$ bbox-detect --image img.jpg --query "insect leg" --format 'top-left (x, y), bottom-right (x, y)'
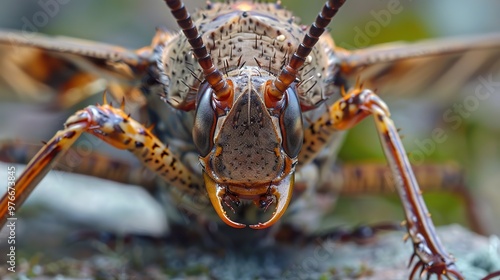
top-left (320, 162), bottom-right (484, 234)
top-left (330, 163), bottom-right (465, 195)
top-left (0, 140), bottom-right (157, 189)
top-left (0, 102), bottom-right (205, 228)
top-left (303, 87), bottom-right (464, 279)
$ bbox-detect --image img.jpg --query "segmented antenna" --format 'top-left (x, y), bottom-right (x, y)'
top-left (164, 0), bottom-right (233, 106)
top-left (265, 0), bottom-right (347, 107)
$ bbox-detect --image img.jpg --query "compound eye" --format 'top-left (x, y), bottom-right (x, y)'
top-left (193, 82), bottom-right (217, 156)
top-left (280, 87), bottom-right (303, 158)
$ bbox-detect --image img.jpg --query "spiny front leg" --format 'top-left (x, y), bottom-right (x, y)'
top-left (357, 96), bottom-right (462, 280)
top-left (303, 87), bottom-right (464, 279)
top-left (0, 140), bottom-right (158, 189)
top-left (0, 101), bottom-right (205, 228)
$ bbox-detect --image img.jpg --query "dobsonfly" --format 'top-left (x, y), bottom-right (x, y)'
top-left (0, 0), bottom-right (500, 279)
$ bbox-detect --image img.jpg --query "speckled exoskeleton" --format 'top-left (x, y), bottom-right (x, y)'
top-left (1, 1), bottom-right (500, 279)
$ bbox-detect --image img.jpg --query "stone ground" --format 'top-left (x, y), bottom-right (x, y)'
top-left (0, 164), bottom-right (499, 280)
top-left (0, 224), bottom-right (499, 279)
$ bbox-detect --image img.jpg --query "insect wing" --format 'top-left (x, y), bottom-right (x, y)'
top-left (338, 33), bottom-right (500, 100)
top-left (0, 29), bottom-right (152, 109)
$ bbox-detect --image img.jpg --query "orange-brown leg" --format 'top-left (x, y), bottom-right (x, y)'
top-left (322, 162), bottom-right (484, 235)
top-left (0, 102), bottom-right (206, 228)
top-left (300, 87), bottom-right (464, 279)
top-left (0, 140), bottom-right (158, 190)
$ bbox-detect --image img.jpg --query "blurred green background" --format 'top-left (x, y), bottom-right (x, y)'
top-left (0, 0), bottom-right (499, 253)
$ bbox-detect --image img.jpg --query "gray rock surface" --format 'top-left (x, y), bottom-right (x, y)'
top-left (0, 163), bottom-right (499, 279)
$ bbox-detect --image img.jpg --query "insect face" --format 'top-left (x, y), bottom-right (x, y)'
top-left (162, 0), bottom-right (326, 229)
top-left (193, 67), bottom-right (303, 229)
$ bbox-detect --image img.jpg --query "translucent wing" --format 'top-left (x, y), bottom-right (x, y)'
top-left (337, 33), bottom-right (500, 101)
top-left (0, 29), bottom-right (161, 110)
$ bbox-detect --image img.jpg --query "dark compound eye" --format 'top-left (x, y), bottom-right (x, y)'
top-left (279, 87), bottom-right (303, 158)
top-left (193, 82), bottom-right (217, 157)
